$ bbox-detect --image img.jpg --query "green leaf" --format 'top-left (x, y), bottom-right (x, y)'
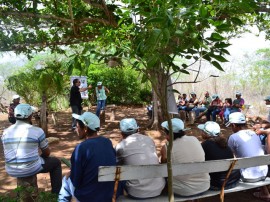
top-left (179, 69), bottom-right (190, 74)
top-left (210, 54), bottom-right (228, 62)
top-left (146, 17), bottom-right (164, 25)
top-left (209, 33), bottom-right (224, 41)
top-left (212, 61), bottom-right (224, 71)
top-left (182, 63), bottom-right (188, 69)
top-left (199, 5), bottom-right (208, 17)
top-left (231, 17), bottom-right (243, 25)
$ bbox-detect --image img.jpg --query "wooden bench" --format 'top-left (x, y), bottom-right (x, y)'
top-left (99, 104), bottom-right (116, 125)
top-left (98, 155), bottom-right (270, 201)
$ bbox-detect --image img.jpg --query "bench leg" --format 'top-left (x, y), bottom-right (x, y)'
top-left (110, 108), bottom-right (115, 121)
top-left (17, 175), bottom-right (38, 202)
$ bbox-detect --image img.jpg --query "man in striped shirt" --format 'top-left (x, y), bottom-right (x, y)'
top-left (1, 104), bottom-right (62, 194)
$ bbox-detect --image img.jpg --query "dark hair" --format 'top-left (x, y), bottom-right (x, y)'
top-left (121, 129), bottom-right (138, 138)
top-left (164, 128), bottom-right (185, 140)
top-left (77, 120), bottom-right (100, 136)
top-left (73, 78), bottom-right (79, 85)
top-left (209, 135), bottom-right (227, 148)
top-left (225, 98), bottom-right (232, 105)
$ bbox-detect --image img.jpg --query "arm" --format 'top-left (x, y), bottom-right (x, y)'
top-left (104, 87), bottom-right (110, 94)
top-left (41, 147), bottom-right (50, 158)
top-left (160, 144), bottom-right (167, 164)
top-left (79, 84), bottom-right (92, 92)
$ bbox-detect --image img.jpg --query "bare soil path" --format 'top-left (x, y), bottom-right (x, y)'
top-left (0, 106), bottom-right (263, 201)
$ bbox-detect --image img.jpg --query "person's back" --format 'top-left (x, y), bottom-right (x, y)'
top-left (2, 120), bottom-right (47, 177)
top-left (116, 118), bottom-right (165, 199)
top-left (227, 112), bottom-right (268, 181)
top-left (171, 135), bottom-right (210, 196)
top-left (70, 136), bottom-right (117, 201)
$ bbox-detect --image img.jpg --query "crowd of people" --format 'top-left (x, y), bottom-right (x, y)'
top-left (2, 86), bottom-right (270, 201)
top-left (177, 91), bottom-right (246, 124)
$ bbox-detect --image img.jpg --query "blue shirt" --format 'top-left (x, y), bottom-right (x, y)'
top-left (70, 136), bottom-right (119, 202)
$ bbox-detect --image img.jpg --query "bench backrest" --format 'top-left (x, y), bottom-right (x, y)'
top-left (98, 155), bottom-right (270, 182)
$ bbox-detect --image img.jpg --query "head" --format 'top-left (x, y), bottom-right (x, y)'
top-left (15, 104), bottom-right (34, 122)
top-left (225, 98), bottom-right (232, 105)
top-left (182, 94), bottom-right (187, 99)
top-left (73, 78), bottom-right (81, 86)
top-left (264, 96), bottom-right (270, 105)
top-left (212, 94), bottom-right (219, 100)
top-left (97, 81), bottom-right (102, 88)
top-left (72, 112), bottom-right (100, 139)
top-left (161, 118), bottom-right (188, 140)
top-left (12, 95), bottom-right (20, 104)
top-left (226, 112), bottom-right (246, 133)
top-left (205, 91), bottom-right (210, 97)
top-left (190, 92), bottom-right (196, 98)
top-left (198, 121), bottom-right (220, 139)
top-left (120, 118), bottom-right (139, 138)
top-left (235, 92), bottom-right (241, 99)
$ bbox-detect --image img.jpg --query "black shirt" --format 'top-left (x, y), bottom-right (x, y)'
top-left (70, 85), bottom-right (82, 108)
top-left (202, 139), bottom-right (240, 188)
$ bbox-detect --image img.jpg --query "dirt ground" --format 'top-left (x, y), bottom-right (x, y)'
top-left (0, 106), bottom-right (264, 201)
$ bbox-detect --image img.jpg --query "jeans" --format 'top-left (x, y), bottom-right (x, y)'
top-left (223, 108), bottom-right (231, 122)
top-left (206, 108), bottom-right (221, 122)
top-left (192, 106), bottom-right (207, 117)
top-left (58, 176), bottom-right (76, 202)
top-left (96, 100), bottom-right (106, 117)
top-left (39, 156), bottom-right (62, 194)
top-left (71, 105), bottom-right (82, 129)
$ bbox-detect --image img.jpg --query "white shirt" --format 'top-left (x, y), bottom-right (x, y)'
top-left (172, 135), bottom-right (210, 196)
top-left (228, 129), bottom-right (268, 180)
top-left (115, 133), bottom-right (165, 198)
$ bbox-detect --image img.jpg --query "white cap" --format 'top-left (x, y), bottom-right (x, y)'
top-left (190, 92), bottom-right (196, 95)
top-left (212, 94), bottom-right (219, 99)
top-left (12, 95), bottom-right (20, 100)
top-left (198, 121), bottom-right (220, 136)
top-left (226, 112), bottom-right (246, 127)
top-left (264, 96), bottom-right (270, 101)
top-left (15, 104), bottom-right (34, 118)
top-left (97, 81), bottom-right (102, 86)
top-left (236, 91), bottom-right (241, 95)
top-left (161, 118), bottom-right (189, 133)
top-left (120, 118), bottom-right (139, 134)
top-left (72, 112), bottom-right (100, 131)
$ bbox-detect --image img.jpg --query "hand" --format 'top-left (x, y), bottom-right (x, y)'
top-left (65, 171), bottom-right (70, 178)
top-left (88, 85), bottom-right (92, 89)
top-left (255, 129), bottom-right (265, 135)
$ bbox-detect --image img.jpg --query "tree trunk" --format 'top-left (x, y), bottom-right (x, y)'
top-left (151, 90), bottom-right (159, 130)
top-left (40, 93), bottom-right (48, 136)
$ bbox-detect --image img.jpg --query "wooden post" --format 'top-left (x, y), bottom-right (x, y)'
top-left (100, 110), bottom-right (105, 126)
top-left (110, 107), bottom-right (115, 121)
top-left (17, 175), bottom-right (38, 202)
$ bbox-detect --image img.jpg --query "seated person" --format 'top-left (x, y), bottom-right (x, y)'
top-left (227, 112), bottom-right (270, 200)
top-left (160, 118), bottom-right (210, 197)
top-left (58, 112), bottom-right (122, 202)
top-left (185, 92), bottom-right (199, 112)
top-left (219, 98), bottom-right (232, 124)
top-left (193, 91), bottom-right (212, 120)
top-left (116, 118), bottom-right (165, 199)
top-left (198, 121), bottom-right (240, 190)
top-left (206, 94), bottom-right (222, 122)
top-left (177, 93), bottom-right (188, 111)
top-left (230, 92), bottom-right (244, 113)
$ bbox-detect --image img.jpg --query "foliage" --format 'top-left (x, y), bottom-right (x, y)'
top-left (86, 65), bottom-right (151, 105)
top-left (6, 54), bottom-right (70, 111)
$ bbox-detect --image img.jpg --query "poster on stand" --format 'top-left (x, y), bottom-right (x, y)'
top-left (70, 76), bottom-right (89, 99)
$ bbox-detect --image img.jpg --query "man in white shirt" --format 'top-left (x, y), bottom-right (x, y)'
top-left (227, 112), bottom-right (270, 200)
top-left (116, 118), bottom-right (165, 199)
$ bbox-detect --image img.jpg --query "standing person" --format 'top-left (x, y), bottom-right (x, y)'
top-left (95, 81), bottom-right (110, 117)
top-left (8, 94), bottom-right (21, 124)
top-left (59, 112), bottom-right (121, 202)
top-left (264, 95), bottom-right (270, 123)
top-left (160, 118), bottom-right (210, 197)
top-left (226, 112), bottom-right (270, 200)
top-left (116, 118), bottom-right (165, 199)
top-left (230, 91), bottom-right (245, 113)
top-left (70, 78), bottom-right (92, 130)
top-left (198, 121), bottom-right (240, 190)
top-left (2, 104), bottom-right (62, 194)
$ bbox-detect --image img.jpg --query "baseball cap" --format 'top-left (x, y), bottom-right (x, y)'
top-left (12, 95), bottom-right (20, 100)
top-left (264, 96), bottom-right (270, 101)
top-left (198, 121), bottom-right (220, 136)
top-left (190, 92), bottom-right (196, 95)
top-left (97, 82), bottom-right (102, 86)
top-left (15, 104), bottom-right (34, 118)
top-left (120, 118), bottom-right (139, 134)
top-left (161, 118), bottom-right (189, 133)
top-left (72, 112), bottom-right (100, 131)
top-left (212, 94), bottom-right (219, 99)
top-left (236, 91), bottom-right (242, 95)
top-left (226, 112), bottom-right (246, 127)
